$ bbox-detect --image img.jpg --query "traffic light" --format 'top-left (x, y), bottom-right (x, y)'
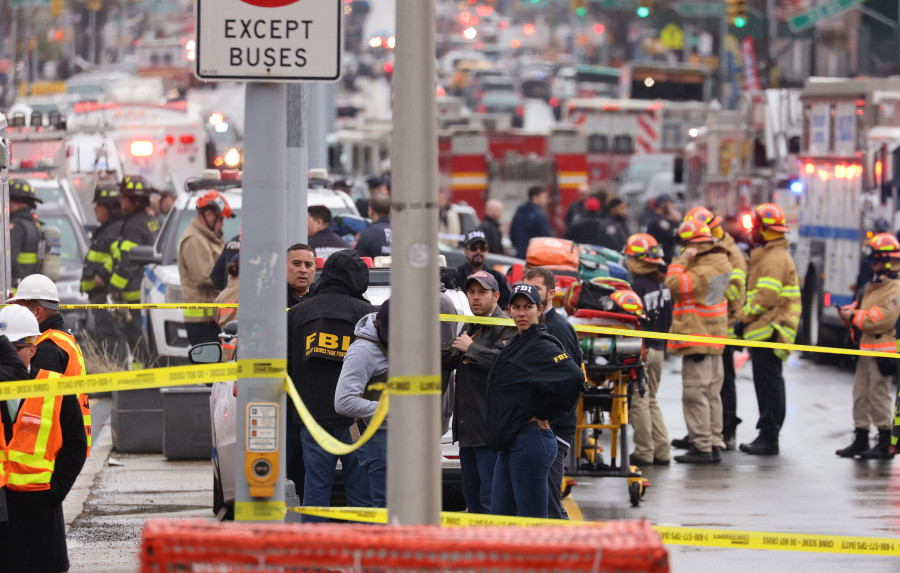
top-left (572, 0), bottom-right (587, 17)
top-left (637, 0), bottom-right (652, 18)
top-left (727, 0), bottom-right (747, 28)
top-left (50, 0), bottom-right (63, 17)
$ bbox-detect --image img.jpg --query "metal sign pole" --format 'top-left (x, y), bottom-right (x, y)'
top-left (387, 0), bottom-right (441, 525)
top-left (287, 83), bottom-right (309, 243)
top-left (235, 81), bottom-right (289, 522)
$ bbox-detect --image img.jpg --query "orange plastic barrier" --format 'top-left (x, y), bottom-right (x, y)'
top-left (140, 519), bottom-right (668, 572)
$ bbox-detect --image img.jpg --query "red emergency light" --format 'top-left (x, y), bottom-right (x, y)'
top-left (180, 135), bottom-right (195, 144)
top-left (742, 213), bottom-right (753, 231)
top-left (220, 169), bottom-right (241, 180)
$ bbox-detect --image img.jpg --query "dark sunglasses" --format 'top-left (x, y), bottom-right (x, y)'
top-left (467, 243), bottom-right (488, 252)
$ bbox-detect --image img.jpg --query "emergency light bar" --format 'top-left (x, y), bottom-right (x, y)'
top-left (130, 140), bottom-right (154, 157)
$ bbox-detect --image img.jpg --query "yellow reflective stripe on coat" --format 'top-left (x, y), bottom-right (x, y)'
top-left (86, 250), bottom-right (112, 263)
top-left (756, 277), bottom-right (782, 292)
top-left (16, 252), bottom-right (38, 264)
top-left (117, 240), bottom-right (138, 253)
top-left (7, 469), bottom-right (53, 486)
top-left (120, 290), bottom-right (141, 302)
top-left (183, 308), bottom-right (216, 319)
top-left (109, 274), bottom-right (129, 289)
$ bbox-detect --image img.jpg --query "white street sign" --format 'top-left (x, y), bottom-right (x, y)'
top-left (195, 0), bottom-right (342, 82)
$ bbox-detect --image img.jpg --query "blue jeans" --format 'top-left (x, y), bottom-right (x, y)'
top-left (285, 422), bottom-right (305, 500)
top-left (491, 423), bottom-right (557, 518)
top-left (363, 428), bottom-right (388, 507)
top-left (547, 438), bottom-right (570, 520)
top-left (299, 426), bottom-right (372, 523)
top-left (459, 445), bottom-right (498, 514)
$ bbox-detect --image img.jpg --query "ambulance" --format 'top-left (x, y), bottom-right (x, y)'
top-left (66, 101), bottom-right (207, 191)
top-left (794, 77), bottom-right (900, 346)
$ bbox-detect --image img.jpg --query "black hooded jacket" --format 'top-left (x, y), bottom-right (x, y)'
top-left (287, 250), bottom-right (376, 427)
top-left (486, 324), bottom-right (585, 451)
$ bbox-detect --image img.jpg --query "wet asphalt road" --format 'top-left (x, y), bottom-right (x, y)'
top-left (568, 353), bottom-right (900, 572)
top-left (64, 354), bottom-right (899, 571)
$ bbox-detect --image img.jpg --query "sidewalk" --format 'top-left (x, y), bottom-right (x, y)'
top-left (66, 417), bottom-right (213, 572)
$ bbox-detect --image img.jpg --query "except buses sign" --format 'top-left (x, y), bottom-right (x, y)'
top-left (195, 0), bottom-right (342, 82)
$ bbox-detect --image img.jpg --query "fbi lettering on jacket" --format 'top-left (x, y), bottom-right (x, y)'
top-left (306, 331), bottom-right (353, 360)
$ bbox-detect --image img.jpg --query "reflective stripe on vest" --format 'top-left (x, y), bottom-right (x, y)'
top-left (7, 371), bottom-right (63, 491)
top-left (35, 330), bottom-right (91, 455)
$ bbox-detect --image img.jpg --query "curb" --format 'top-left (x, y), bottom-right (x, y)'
top-left (64, 419), bottom-right (114, 531)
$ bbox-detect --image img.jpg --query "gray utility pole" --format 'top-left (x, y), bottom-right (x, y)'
top-left (287, 83), bottom-right (309, 243)
top-left (719, 10), bottom-right (729, 104)
top-left (235, 82), bottom-right (288, 523)
top-left (388, 0), bottom-right (442, 525)
top-left (307, 83), bottom-right (333, 169)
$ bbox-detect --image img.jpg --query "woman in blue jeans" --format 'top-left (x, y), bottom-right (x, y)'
top-left (487, 283), bottom-right (584, 518)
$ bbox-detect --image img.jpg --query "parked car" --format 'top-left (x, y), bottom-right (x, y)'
top-left (35, 204), bottom-right (91, 336)
top-left (476, 91), bottom-right (525, 129)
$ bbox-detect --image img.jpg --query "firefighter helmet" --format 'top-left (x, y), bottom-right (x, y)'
top-left (623, 233), bottom-right (664, 264)
top-left (752, 203), bottom-right (789, 233)
top-left (119, 175), bottom-right (157, 200)
top-left (93, 182), bottom-right (121, 207)
top-left (8, 179), bottom-right (43, 205)
top-left (610, 289), bottom-right (645, 317)
top-left (196, 190), bottom-right (235, 219)
top-left (677, 219), bottom-right (714, 244)
top-left (868, 233), bottom-right (900, 261)
top-left (684, 206), bottom-right (722, 229)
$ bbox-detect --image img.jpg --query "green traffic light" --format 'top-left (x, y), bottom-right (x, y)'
top-left (733, 16), bottom-right (747, 27)
top-left (576, 6), bottom-right (587, 16)
top-left (636, 6), bottom-right (649, 17)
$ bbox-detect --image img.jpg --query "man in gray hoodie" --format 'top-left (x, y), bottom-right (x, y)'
top-left (335, 299), bottom-right (391, 507)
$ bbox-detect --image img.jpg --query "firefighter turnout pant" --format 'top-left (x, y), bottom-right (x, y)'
top-left (631, 348), bottom-right (671, 461)
top-left (749, 346), bottom-right (786, 439)
top-left (681, 354), bottom-right (725, 453)
top-left (853, 357), bottom-right (895, 430)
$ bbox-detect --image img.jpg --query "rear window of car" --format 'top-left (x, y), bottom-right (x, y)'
top-left (36, 213), bottom-right (83, 261)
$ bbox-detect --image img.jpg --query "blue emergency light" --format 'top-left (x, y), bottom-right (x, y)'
top-left (789, 180), bottom-right (804, 194)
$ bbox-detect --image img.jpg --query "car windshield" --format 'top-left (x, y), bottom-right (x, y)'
top-left (482, 92), bottom-right (518, 106)
top-left (208, 123), bottom-right (240, 149)
top-left (482, 81), bottom-right (515, 92)
top-left (36, 212), bottom-right (85, 273)
top-left (624, 157), bottom-right (669, 184)
top-left (31, 181), bottom-right (65, 204)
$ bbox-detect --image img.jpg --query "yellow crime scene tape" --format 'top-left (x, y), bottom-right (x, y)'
top-left (440, 313), bottom-right (900, 360)
top-left (9, 303), bottom-right (896, 552)
top-left (285, 507), bottom-right (900, 556)
top-left (0, 358), bottom-right (285, 400)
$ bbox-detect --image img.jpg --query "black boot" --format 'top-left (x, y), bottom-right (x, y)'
top-left (722, 430), bottom-right (736, 451)
top-left (671, 435), bottom-right (691, 449)
top-left (739, 434), bottom-right (779, 456)
top-left (674, 446), bottom-right (719, 464)
top-left (859, 429), bottom-right (894, 460)
top-left (835, 428), bottom-right (869, 458)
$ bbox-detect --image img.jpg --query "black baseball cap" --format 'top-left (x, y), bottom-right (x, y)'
top-left (510, 283), bottom-right (542, 306)
top-left (464, 230), bottom-right (488, 249)
top-left (464, 271), bottom-right (499, 291)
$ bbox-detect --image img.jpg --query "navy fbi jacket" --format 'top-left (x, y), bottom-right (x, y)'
top-left (486, 324), bottom-right (585, 451)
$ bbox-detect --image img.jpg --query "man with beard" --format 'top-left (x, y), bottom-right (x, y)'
top-left (453, 230), bottom-right (511, 310)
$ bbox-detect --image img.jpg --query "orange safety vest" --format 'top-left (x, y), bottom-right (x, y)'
top-left (36, 329), bottom-right (92, 456)
top-left (0, 415), bottom-right (8, 489)
top-left (6, 370), bottom-right (64, 492)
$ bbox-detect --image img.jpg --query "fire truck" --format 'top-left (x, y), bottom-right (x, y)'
top-left (565, 98), bottom-right (707, 186)
top-left (328, 120), bottom-right (588, 234)
top-left (794, 77), bottom-right (900, 346)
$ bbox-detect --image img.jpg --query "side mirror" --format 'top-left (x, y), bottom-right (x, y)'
top-left (128, 245), bottom-right (162, 265)
top-left (188, 342), bottom-right (223, 364)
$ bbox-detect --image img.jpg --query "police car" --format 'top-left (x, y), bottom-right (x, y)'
top-left (130, 173), bottom-right (360, 364)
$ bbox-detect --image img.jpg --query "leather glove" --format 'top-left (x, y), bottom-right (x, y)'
top-left (733, 320), bottom-right (745, 339)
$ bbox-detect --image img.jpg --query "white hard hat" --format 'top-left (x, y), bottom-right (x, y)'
top-left (8, 274), bottom-right (60, 304)
top-left (0, 304), bottom-right (41, 344)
